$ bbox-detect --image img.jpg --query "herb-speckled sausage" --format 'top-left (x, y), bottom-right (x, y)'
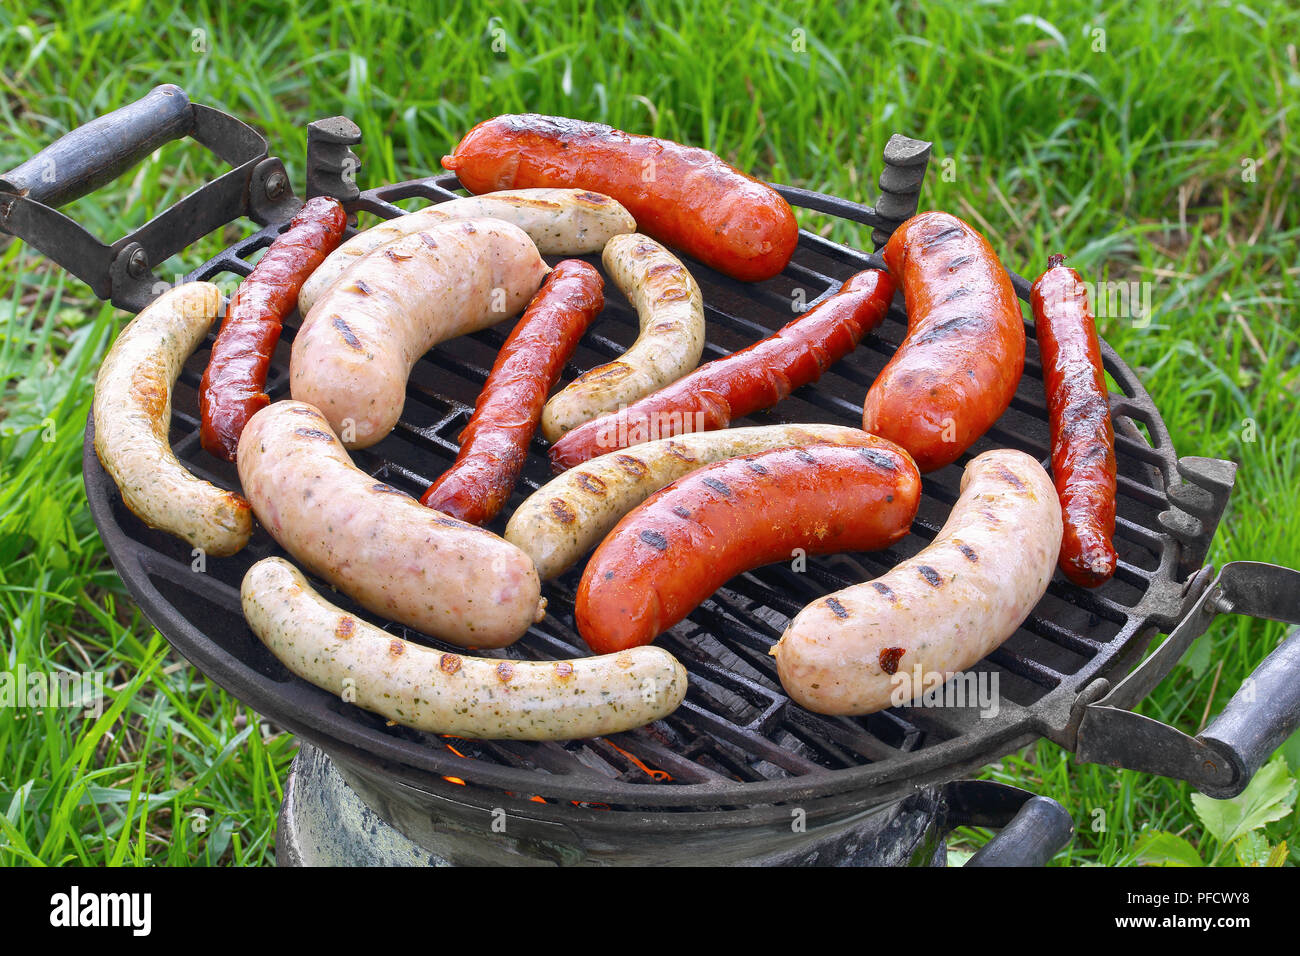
top-left (242, 557), bottom-right (688, 740)
top-left (773, 449), bottom-right (1060, 715)
top-left (540, 233), bottom-right (704, 441)
top-left (237, 401), bottom-right (543, 648)
top-left (94, 281), bottom-right (252, 556)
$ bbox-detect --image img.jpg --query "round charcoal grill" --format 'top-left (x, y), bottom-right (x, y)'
top-left (7, 87), bottom-right (1300, 866)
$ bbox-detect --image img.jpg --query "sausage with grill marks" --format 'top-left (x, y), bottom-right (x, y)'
top-left (290, 217), bottom-right (548, 449)
top-left (94, 281), bottom-right (252, 556)
top-left (201, 196), bottom-right (347, 461)
top-left (773, 449), bottom-right (1061, 715)
top-left (575, 441), bottom-right (921, 654)
top-left (297, 188), bottom-right (634, 314)
top-left (242, 557), bottom-right (687, 740)
top-left (508, 423), bottom-right (890, 581)
top-left (237, 401), bottom-right (543, 648)
top-left (548, 268), bottom-right (895, 471)
top-left (1031, 254), bottom-right (1117, 588)
top-left (442, 114), bottom-right (799, 282)
top-left (420, 260), bottom-right (604, 524)
top-left (540, 233), bottom-right (704, 441)
top-left (863, 212), bottom-right (1025, 472)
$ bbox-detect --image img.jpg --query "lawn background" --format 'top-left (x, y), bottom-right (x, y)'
top-left (0, 0), bottom-right (1296, 865)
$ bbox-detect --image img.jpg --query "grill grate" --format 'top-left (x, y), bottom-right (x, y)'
top-left (84, 174), bottom-right (1192, 811)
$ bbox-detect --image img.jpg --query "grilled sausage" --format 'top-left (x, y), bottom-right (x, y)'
top-left (508, 423), bottom-right (889, 580)
top-left (773, 449), bottom-right (1060, 715)
top-left (1031, 254), bottom-right (1117, 588)
top-left (549, 269), bottom-right (895, 470)
top-left (442, 114), bottom-right (799, 282)
top-left (237, 401), bottom-right (543, 648)
top-left (93, 282), bottom-right (252, 556)
top-left (540, 233), bottom-right (704, 442)
top-left (290, 218), bottom-right (548, 449)
top-left (297, 188), bottom-right (634, 314)
top-left (576, 441), bottom-right (921, 654)
top-left (200, 196), bottom-right (347, 461)
top-left (242, 557), bottom-right (688, 740)
top-left (420, 260), bottom-right (604, 524)
top-left (863, 212), bottom-right (1025, 472)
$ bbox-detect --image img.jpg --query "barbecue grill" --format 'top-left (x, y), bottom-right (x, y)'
top-left (6, 85), bottom-right (1299, 866)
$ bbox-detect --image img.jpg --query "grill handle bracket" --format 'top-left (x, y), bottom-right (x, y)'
top-left (1075, 561), bottom-right (1300, 798)
top-left (0, 84), bottom-right (274, 312)
top-left (941, 781), bottom-right (1075, 866)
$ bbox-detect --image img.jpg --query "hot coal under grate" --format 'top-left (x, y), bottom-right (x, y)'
top-left (83, 172), bottom-right (1208, 813)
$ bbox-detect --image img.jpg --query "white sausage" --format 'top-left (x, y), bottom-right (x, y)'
top-left (297, 188), bottom-right (635, 314)
top-left (237, 401), bottom-right (543, 648)
top-left (290, 217), bottom-right (548, 449)
top-left (242, 557), bottom-right (688, 740)
top-left (506, 424), bottom-right (886, 580)
top-left (93, 281), bottom-right (252, 556)
top-left (773, 449), bottom-right (1062, 715)
top-left (540, 233), bottom-right (704, 441)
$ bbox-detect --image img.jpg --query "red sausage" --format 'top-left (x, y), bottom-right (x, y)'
top-left (442, 114), bottom-right (799, 282)
top-left (549, 268), bottom-right (896, 471)
top-left (420, 260), bottom-right (604, 523)
top-left (1031, 254), bottom-right (1117, 587)
top-left (575, 440), bottom-right (921, 653)
top-left (200, 197), bottom-right (347, 460)
top-left (863, 211), bottom-right (1025, 472)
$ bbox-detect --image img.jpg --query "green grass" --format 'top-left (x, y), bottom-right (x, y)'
top-left (2, 0), bottom-right (1297, 865)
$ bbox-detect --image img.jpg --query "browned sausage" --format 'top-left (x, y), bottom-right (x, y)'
top-left (442, 114), bottom-right (799, 282)
top-left (1031, 254), bottom-right (1117, 587)
top-left (420, 260), bottom-right (604, 523)
top-left (200, 196), bottom-right (347, 460)
top-left (575, 440), bottom-right (921, 653)
top-left (863, 211), bottom-right (1024, 472)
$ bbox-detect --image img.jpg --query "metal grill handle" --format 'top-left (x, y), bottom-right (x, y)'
top-left (1074, 561), bottom-right (1300, 798)
top-left (0, 84), bottom-right (280, 312)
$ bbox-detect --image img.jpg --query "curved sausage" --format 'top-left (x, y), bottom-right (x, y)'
top-left (1031, 254), bottom-right (1117, 587)
top-left (200, 196), bottom-right (347, 461)
top-left (298, 188), bottom-right (634, 314)
top-left (94, 282), bottom-right (252, 556)
top-left (773, 449), bottom-right (1060, 715)
top-left (442, 114), bottom-right (799, 282)
top-left (290, 218), bottom-right (548, 449)
top-left (576, 441), bottom-right (921, 654)
top-left (420, 260), bottom-right (604, 524)
top-left (237, 401), bottom-right (543, 648)
top-left (242, 557), bottom-right (687, 740)
top-left (549, 268), bottom-right (895, 470)
top-left (508, 424), bottom-right (891, 581)
top-left (540, 233), bottom-right (704, 441)
top-left (863, 212), bottom-right (1025, 472)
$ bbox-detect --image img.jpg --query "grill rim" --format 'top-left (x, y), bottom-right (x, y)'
top-left (81, 175), bottom-right (1194, 812)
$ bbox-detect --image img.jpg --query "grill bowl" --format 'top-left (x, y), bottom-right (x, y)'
top-left (83, 175), bottom-right (1186, 819)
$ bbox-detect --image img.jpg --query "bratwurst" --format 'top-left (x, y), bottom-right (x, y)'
top-left (237, 401), bottom-right (543, 648)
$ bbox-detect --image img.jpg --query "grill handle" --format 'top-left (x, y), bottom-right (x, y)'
top-left (0, 85), bottom-right (194, 209)
top-left (941, 781), bottom-right (1074, 867)
top-left (0, 84), bottom-right (284, 312)
top-left (1074, 561), bottom-right (1300, 798)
